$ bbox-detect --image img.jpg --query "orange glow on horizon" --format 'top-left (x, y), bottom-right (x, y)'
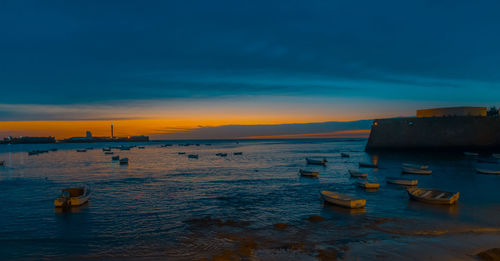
top-left (240, 129), bottom-right (371, 139)
top-left (0, 118), bottom-right (369, 139)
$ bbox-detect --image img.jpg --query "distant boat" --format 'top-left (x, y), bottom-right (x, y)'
top-left (348, 170), bottom-right (368, 178)
top-left (188, 154), bottom-right (199, 159)
top-left (54, 187), bottom-right (90, 208)
top-left (178, 152), bottom-right (186, 155)
top-left (356, 181), bottom-right (379, 190)
top-left (104, 151), bottom-right (114, 155)
top-left (406, 187), bottom-right (459, 205)
top-left (112, 155), bottom-right (120, 161)
top-left (402, 167), bottom-right (432, 175)
top-left (402, 163), bottom-right (429, 170)
top-left (102, 148), bottom-right (111, 152)
top-left (464, 152), bottom-right (479, 156)
top-left (359, 162), bottom-right (378, 168)
top-left (85, 147), bottom-right (94, 150)
top-left (386, 177), bottom-right (418, 186)
top-left (28, 151), bottom-right (38, 156)
top-left (138, 146), bottom-right (145, 149)
top-left (299, 169), bottom-right (319, 177)
top-left (306, 158), bottom-right (327, 166)
top-left (76, 149), bottom-right (87, 152)
top-left (476, 168), bottom-right (500, 175)
top-left (321, 190), bottom-right (366, 209)
top-left (119, 158), bottom-right (129, 165)
top-left (216, 153), bottom-right (227, 157)
top-left (50, 148), bottom-right (58, 152)
top-left (234, 152), bottom-right (243, 155)
top-left (341, 153), bottom-right (350, 158)
top-left (0, 160), bottom-right (4, 166)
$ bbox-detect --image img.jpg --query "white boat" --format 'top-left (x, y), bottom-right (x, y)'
top-left (402, 163), bottom-right (429, 170)
top-left (402, 167), bottom-right (432, 175)
top-left (356, 181), bottom-right (380, 189)
top-left (341, 153), bottom-right (350, 158)
top-left (321, 190), bottom-right (366, 209)
top-left (359, 162), bottom-right (378, 168)
top-left (188, 154), bottom-right (199, 159)
top-left (386, 177), bottom-right (418, 186)
top-left (54, 187), bottom-right (91, 208)
top-left (406, 187), bottom-right (459, 205)
top-left (119, 158), bottom-right (129, 164)
top-left (348, 170), bottom-right (368, 178)
top-left (299, 169), bottom-right (319, 177)
top-left (476, 168), bottom-right (500, 175)
top-left (112, 155), bottom-right (120, 160)
top-left (464, 152), bottom-right (479, 156)
top-left (306, 158), bottom-right (327, 165)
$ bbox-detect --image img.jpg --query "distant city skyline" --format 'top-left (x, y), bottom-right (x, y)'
top-left (1, 1), bottom-right (499, 138)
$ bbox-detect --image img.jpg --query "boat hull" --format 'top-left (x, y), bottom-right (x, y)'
top-left (407, 188), bottom-right (459, 205)
top-left (321, 191), bottom-right (366, 209)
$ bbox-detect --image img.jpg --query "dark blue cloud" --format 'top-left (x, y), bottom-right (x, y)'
top-left (1, 0), bottom-right (500, 106)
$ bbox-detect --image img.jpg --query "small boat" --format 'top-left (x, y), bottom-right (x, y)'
top-left (28, 151), bottom-right (39, 156)
top-left (50, 148), bottom-right (58, 152)
top-left (188, 154), bottom-right (199, 159)
top-left (359, 162), bottom-right (378, 168)
top-left (386, 177), bottom-right (418, 186)
top-left (0, 160), bottom-right (4, 166)
top-left (406, 187), bottom-right (459, 205)
top-left (348, 170), bottom-right (368, 178)
top-left (112, 155), bottom-right (120, 160)
top-left (38, 150), bottom-right (49, 153)
top-left (402, 163), bottom-right (429, 170)
top-left (119, 158), bottom-right (129, 165)
top-left (216, 153), bottom-right (228, 157)
top-left (76, 149), bottom-right (87, 152)
top-left (299, 169), bottom-right (319, 177)
top-left (356, 181), bottom-right (380, 190)
top-left (104, 151), bottom-right (114, 155)
top-left (464, 152), bottom-right (479, 156)
top-left (178, 152), bottom-right (186, 155)
top-left (234, 152), bottom-right (243, 155)
top-left (138, 146), bottom-right (145, 149)
top-left (321, 190), bottom-right (366, 209)
top-left (476, 168), bottom-right (500, 175)
top-left (102, 148), bottom-right (111, 152)
top-left (306, 158), bottom-right (327, 166)
top-left (402, 167), bottom-right (432, 175)
top-left (341, 153), bottom-right (350, 158)
top-left (54, 187), bottom-right (91, 208)
top-left (120, 147), bottom-right (130, 151)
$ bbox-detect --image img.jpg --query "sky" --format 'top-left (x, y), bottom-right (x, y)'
top-left (1, 0), bottom-right (500, 138)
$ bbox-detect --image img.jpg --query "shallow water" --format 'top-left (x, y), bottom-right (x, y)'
top-left (0, 139), bottom-right (499, 260)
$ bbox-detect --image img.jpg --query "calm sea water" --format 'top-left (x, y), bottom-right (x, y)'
top-left (1, 139), bottom-right (499, 260)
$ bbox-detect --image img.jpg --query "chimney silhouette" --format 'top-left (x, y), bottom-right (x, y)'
top-left (111, 123), bottom-right (114, 138)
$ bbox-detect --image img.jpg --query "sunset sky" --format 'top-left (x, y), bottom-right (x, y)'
top-left (1, 0), bottom-right (500, 139)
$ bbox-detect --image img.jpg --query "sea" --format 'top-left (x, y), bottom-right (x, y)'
top-left (0, 139), bottom-right (499, 260)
